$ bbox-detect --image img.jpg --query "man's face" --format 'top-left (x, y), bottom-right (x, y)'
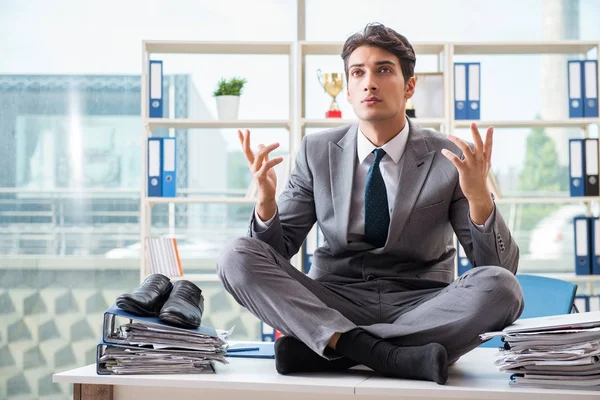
top-left (346, 45), bottom-right (415, 122)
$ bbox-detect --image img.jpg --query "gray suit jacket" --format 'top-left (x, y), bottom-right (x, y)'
top-left (249, 119), bottom-right (519, 287)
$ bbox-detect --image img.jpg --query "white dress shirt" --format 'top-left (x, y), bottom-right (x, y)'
top-left (347, 121), bottom-right (409, 241)
top-left (255, 119), bottom-right (493, 234)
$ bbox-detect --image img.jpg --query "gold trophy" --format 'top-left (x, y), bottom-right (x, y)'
top-left (317, 69), bottom-right (344, 118)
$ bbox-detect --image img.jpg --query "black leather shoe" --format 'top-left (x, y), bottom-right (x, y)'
top-left (159, 280), bottom-right (204, 329)
top-left (275, 336), bottom-right (358, 375)
top-left (116, 274), bottom-right (173, 316)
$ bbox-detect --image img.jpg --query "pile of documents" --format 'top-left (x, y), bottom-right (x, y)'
top-left (97, 304), bottom-right (229, 375)
top-left (481, 311), bottom-right (600, 390)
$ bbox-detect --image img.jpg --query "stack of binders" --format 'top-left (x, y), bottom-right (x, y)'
top-left (454, 62), bottom-right (481, 120)
top-left (569, 138), bottom-right (598, 197)
top-left (568, 59), bottom-right (598, 118)
top-left (96, 304), bottom-right (228, 375)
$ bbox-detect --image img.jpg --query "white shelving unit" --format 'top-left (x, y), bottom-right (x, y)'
top-left (140, 39), bottom-right (600, 284)
top-left (294, 39), bottom-right (600, 280)
top-left (140, 40), bottom-right (295, 281)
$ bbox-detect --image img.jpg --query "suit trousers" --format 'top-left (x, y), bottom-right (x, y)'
top-left (217, 236), bottom-right (524, 364)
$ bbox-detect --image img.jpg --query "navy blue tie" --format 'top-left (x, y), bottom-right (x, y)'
top-left (364, 148), bottom-right (389, 248)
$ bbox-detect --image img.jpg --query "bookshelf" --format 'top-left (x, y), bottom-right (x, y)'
top-left (140, 40), bottom-right (295, 281)
top-left (141, 39), bottom-right (600, 283)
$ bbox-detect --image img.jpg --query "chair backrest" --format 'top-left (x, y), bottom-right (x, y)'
top-left (479, 273), bottom-right (578, 348)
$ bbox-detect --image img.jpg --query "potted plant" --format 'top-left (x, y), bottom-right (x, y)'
top-left (213, 77), bottom-right (247, 120)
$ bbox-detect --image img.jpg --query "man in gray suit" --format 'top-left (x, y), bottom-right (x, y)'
top-left (217, 23), bottom-right (523, 385)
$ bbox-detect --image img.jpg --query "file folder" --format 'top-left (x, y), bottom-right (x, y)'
top-left (102, 304), bottom-right (217, 345)
top-left (574, 216), bottom-right (591, 275)
top-left (591, 217), bottom-right (600, 275)
top-left (585, 138), bottom-right (599, 196)
top-left (467, 63), bottom-right (481, 120)
top-left (567, 60), bottom-right (583, 118)
top-left (457, 243), bottom-right (472, 275)
top-left (583, 59), bottom-right (598, 118)
top-left (569, 138), bottom-right (585, 197)
top-left (260, 321), bottom-right (282, 342)
top-left (303, 225), bottom-right (324, 274)
top-left (161, 137), bottom-right (177, 197)
top-left (261, 321), bottom-right (275, 342)
top-left (454, 63), bottom-right (468, 120)
top-left (96, 340), bottom-right (216, 375)
top-left (149, 60), bottom-right (163, 118)
top-left (147, 137), bottom-right (162, 197)
top-left (574, 295), bottom-right (589, 312)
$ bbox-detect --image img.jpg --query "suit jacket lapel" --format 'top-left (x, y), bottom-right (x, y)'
top-left (384, 120), bottom-right (435, 249)
top-left (329, 125), bottom-right (358, 248)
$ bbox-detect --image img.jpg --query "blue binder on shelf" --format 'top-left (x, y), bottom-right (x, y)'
top-left (575, 295), bottom-right (590, 312)
top-left (454, 63), bottom-right (468, 120)
top-left (149, 60), bottom-right (163, 118)
top-left (161, 137), bottom-right (177, 197)
top-left (583, 59), bottom-right (598, 118)
top-left (584, 138), bottom-right (599, 196)
top-left (590, 216), bottom-right (600, 275)
top-left (568, 60), bottom-right (583, 118)
top-left (467, 62), bottom-right (481, 120)
top-left (574, 216), bottom-right (591, 275)
top-left (147, 137), bottom-right (162, 197)
top-left (302, 226), bottom-right (323, 274)
top-left (569, 138), bottom-right (585, 197)
top-left (261, 321), bottom-right (276, 342)
top-left (456, 243), bottom-right (472, 275)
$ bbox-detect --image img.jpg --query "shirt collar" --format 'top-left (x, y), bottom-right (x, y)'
top-left (357, 118), bottom-right (410, 165)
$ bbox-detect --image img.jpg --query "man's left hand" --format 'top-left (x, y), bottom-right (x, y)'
top-left (442, 123), bottom-right (494, 225)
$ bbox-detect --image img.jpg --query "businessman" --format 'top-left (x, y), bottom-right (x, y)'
top-left (217, 22), bottom-right (523, 385)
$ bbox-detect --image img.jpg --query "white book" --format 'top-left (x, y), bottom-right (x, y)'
top-left (146, 237), bottom-right (183, 277)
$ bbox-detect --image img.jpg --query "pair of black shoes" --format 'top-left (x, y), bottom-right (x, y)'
top-left (116, 273), bottom-right (204, 329)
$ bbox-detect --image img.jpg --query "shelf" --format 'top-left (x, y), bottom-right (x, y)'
top-left (453, 119), bottom-right (599, 129)
top-left (302, 118), bottom-right (445, 128)
top-left (495, 197), bottom-right (599, 204)
top-left (453, 41), bottom-right (598, 55)
top-left (145, 119), bottom-right (291, 130)
top-left (146, 197), bottom-right (257, 205)
top-left (300, 41), bottom-right (446, 56)
top-left (144, 41), bottom-right (293, 55)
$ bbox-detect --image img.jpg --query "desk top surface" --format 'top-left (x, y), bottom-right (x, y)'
top-left (53, 348), bottom-right (599, 399)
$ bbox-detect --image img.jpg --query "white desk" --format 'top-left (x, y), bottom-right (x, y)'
top-left (53, 348), bottom-right (599, 400)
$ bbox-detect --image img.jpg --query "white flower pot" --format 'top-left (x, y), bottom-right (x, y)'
top-left (215, 95), bottom-right (240, 120)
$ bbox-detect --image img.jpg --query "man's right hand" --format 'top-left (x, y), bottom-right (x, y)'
top-left (238, 129), bottom-right (284, 222)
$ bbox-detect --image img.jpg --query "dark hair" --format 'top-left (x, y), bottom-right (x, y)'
top-left (341, 22), bottom-right (416, 83)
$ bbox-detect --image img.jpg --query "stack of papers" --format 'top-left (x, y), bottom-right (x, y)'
top-left (481, 311), bottom-right (600, 390)
top-left (97, 305), bottom-right (229, 375)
